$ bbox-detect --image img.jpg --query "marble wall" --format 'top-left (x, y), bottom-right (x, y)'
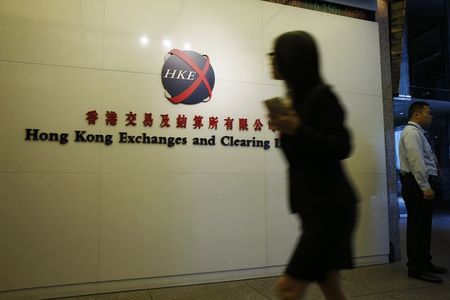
top-left (0, 1), bottom-right (389, 298)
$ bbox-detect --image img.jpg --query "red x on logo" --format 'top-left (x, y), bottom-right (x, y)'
top-left (167, 49), bottom-right (213, 104)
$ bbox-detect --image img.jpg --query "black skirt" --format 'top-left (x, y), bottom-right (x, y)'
top-left (285, 204), bottom-right (357, 282)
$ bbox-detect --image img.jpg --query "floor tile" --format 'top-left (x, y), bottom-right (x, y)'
top-left (350, 294), bottom-right (397, 299)
top-left (96, 291), bottom-right (152, 300)
top-left (243, 276), bottom-right (278, 299)
top-left (341, 263), bottom-right (433, 292)
top-left (340, 279), bottom-right (377, 297)
top-left (383, 285), bottom-right (450, 300)
top-left (49, 295), bottom-right (97, 300)
top-left (244, 276), bottom-right (377, 299)
top-left (149, 281), bottom-right (268, 300)
top-left (50, 291), bottom-right (151, 300)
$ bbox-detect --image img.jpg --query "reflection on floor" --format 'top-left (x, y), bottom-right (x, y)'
top-left (398, 197), bottom-right (407, 219)
top-left (51, 213), bottom-right (450, 300)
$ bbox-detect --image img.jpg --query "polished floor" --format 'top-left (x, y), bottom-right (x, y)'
top-left (52, 213), bottom-right (450, 300)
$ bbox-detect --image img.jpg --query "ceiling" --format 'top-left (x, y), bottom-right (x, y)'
top-left (393, 0), bottom-right (450, 124)
top-left (404, 0), bottom-right (449, 101)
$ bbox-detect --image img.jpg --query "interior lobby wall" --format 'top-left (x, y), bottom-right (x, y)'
top-left (0, 1), bottom-right (389, 299)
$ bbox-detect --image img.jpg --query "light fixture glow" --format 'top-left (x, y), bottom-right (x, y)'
top-left (183, 42), bottom-right (191, 50)
top-left (140, 35), bottom-right (150, 46)
top-left (163, 39), bottom-right (172, 49)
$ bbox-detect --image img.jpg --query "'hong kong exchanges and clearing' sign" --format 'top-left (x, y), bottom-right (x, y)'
top-left (24, 49), bottom-right (279, 150)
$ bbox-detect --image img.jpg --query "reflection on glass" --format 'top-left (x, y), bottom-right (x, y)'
top-left (140, 35), bottom-right (150, 46)
top-left (163, 39), bottom-right (172, 49)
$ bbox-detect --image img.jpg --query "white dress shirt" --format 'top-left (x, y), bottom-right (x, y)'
top-left (399, 121), bottom-right (438, 190)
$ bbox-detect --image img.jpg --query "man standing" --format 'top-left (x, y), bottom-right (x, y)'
top-left (399, 101), bottom-right (447, 284)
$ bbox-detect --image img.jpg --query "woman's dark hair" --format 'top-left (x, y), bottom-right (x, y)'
top-left (273, 31), bottom-right (322, 94)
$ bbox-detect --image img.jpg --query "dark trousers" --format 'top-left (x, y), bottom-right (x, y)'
top-left (400, 173), bottom-right (437, 273)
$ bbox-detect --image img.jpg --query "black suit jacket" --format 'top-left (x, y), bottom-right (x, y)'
top-left (280, 85), bottom-right (357, 216)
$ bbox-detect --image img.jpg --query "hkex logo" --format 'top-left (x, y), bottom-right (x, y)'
top-left (161, 49), bottom-right (215, 104)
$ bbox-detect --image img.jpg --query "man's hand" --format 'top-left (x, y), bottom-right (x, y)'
top-left (423, 189), bottom-right (435, 200)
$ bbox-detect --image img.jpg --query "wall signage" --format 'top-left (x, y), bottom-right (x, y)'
top-left (263, 0), bottom-right (375, 21)
top-left (161, 49), bottom-right (215, 104)
top-left (24, 50), bottom-right (282, 150)
top-left (24, 110), bottom-right (281, 150)
top-left (24, 128), bottom-right (279, 150)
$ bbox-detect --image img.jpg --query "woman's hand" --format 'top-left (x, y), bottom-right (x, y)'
top-left (269, 110), bottom-right (301, 134)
